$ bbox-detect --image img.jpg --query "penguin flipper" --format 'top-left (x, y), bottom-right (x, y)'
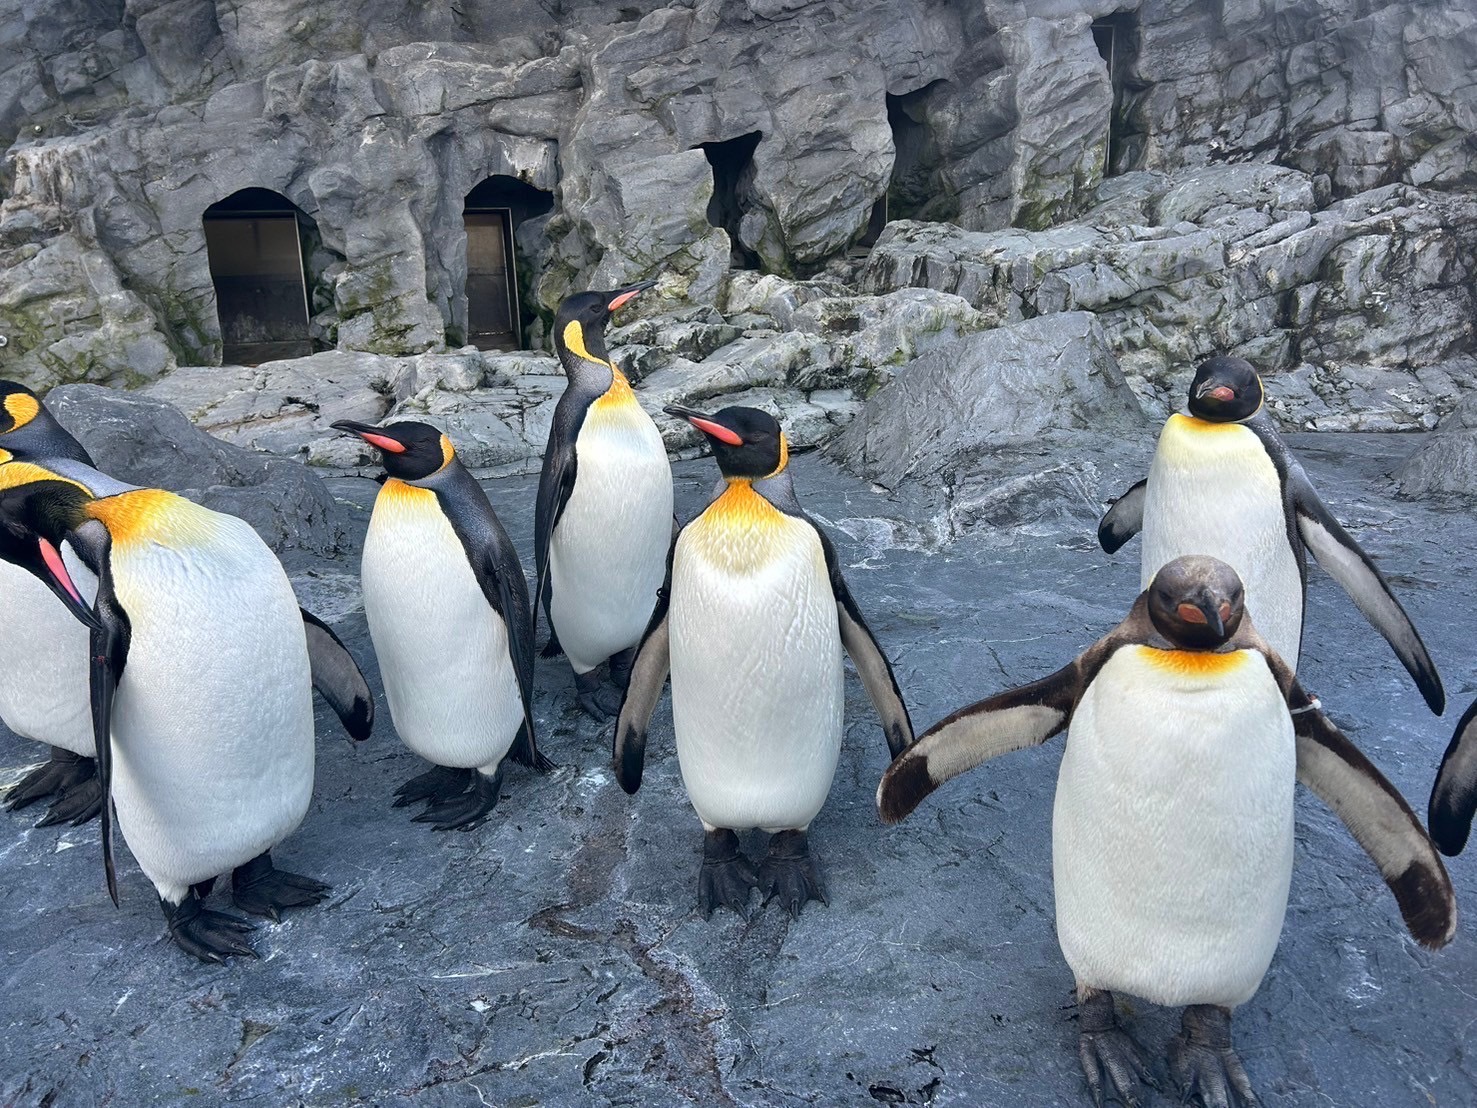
top-left (89, 585), bottom-right (131, 909)
top-left (876, 664), bottom-right (1077, 825)
top-left (1097, 478), bottom-right (1146, 554)
top-left (813, 527), bottom-right (915, 758)
top-left (613, 545), bottom-right (676, 795)
top-left (299, 609), bottom-right (374, 741)
top-left (1288, 683), bottom-right (1456, 949)
top-left (1291, 473), bottom-right (1444, 713)
top-left (533, 397), bottom-right (584, 642)
top-left (1429, 694), bottom-right (1477, 856)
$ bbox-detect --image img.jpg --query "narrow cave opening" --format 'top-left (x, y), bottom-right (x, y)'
top-left (878, 81), bottom-right (954, 228)
top-left (698, 131), bottom-right (762, 270)
top-left (1092, 12), bottom-right (1141, 177)
top-left (202, 188), bottom-right (315, 366)
top-left (464, 175), bottom-right (554, 350)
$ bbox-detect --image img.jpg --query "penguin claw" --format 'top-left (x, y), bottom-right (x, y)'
top-left (1078, 991), bottom-right (1155, 1108)
top-left (393, 765), bottom-right (472, 808)
top-left (162, 893), bottom-right (259, 963)
top-left (412, 769), bottom-right (501, 831)
top-left (34, 773), bottom-right (104, 828)
top-left (4, 750), bottom-right (97, 814)
top-left (758, 830), bottom-right (827, 918)
top-left (1167, 1006), bottom-right (1259, 1108)
top-left (697, 829), bottom-right (759, 920)
top-left (231, 852), bottom-right (331, 921)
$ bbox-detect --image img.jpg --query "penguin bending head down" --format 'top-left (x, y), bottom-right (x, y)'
top-left (614, 405), bottom-right (914, 919)
top-left (0, 381), bottom-right (104, 827)
top-left (1098, 354), bottom-right (1444, 713)
top-left (334, 419), bottom-right (552, 830)
top-left (0, 458), bottom-right (373, 961)
top-left (878, 555), bottom-right (1455, 1107)
top-left (535, 280), bottom-right (674, 719)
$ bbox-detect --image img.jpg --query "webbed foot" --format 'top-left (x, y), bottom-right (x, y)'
top-left (759, 829), bottom-right (827, 918)
top-left (1167, 1005), bottom-right (1260, 1108)
top-left (412, 766), bottom-right (502, 831)
top-left (1077, 989), bottom-right (1157, 1108)
top-left (162, 890), bottom-right (258, 963)
top-left (575, 669), bottom-right (621, 720)
top-left (698, 828), bottom-right (758, 920)
top-left (5, 748), bottom-right (98, 824)
top-left (35, 771), bottom-right (103, 827)
top-left (393, 764), bottom-right (471, 808)
top-left (230, 851), bottom-right (331, 921)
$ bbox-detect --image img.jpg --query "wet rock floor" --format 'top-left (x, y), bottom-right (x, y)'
top-left (2, 434), bottom-right (1475, 1106)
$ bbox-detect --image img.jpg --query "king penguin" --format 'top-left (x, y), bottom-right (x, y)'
top-left (334, 419), bottom-right (552, 829)
top-left (0, 380), bottom-right (102, 826)
top-left (0, 458), bottom-right (374, 961)
top-left (615, 405), bottom-right (914, 918)
top-left (535, 280), bottom-right (674, 718)
top-left (877, 555), bottom-right (1455, 1107)
top-left (1098, 354), bottom-right (1444, 713)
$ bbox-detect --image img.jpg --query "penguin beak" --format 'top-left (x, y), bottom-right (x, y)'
top-left (1177, 600), bottom-right (1224, 639)
top-left (332, 420), bottom-right (407, 454)
top-left (664, 404), bottom-right (744, 446)
top-left (606, 277), bottom-right (659, 313)
top-left (33, 536), bottom-right (102, 632)
top-left (1195, 382), bottom-right (1236, 404)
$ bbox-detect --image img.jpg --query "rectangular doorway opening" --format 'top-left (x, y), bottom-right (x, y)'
top-left (464, 208), bottom-right (518, 351)
top-left (203, 200), bottom-right (312, 365)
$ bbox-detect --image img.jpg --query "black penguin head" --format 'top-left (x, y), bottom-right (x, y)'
top-left (1146, 555), bottom-right (1246, 649)
top-left (0, 469), bottom-right (100, 629)
top-left (553, 278), bottom-right (658, 366)
top-left (0, 381), bottom-right (44, 435)
top-left (1187, 355), bottom-right (1263, 422)
top-left (333, 420), bottom-right (454, 482)
top-left (665, 405), bottom-right (788, 480)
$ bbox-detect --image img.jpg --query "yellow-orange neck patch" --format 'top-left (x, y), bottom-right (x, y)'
top-left (378, 476), bottom-right (439, 508)
top-left (1134, 644), bottom-right (1248, 677)
top-left (685, 479), bottom-right (800, 575)
top-left (87, 488), bottom-right (215, 548)
top-left (561, 320), bottom-right (614, 370)
top-left (1167, 413), bottom-right (1246, 436)
top-left (0, 459), bottom-right (85, 493)
top-left (3, 392), bottom-right (40, 431)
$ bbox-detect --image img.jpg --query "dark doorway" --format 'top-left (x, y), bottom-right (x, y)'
top-left (697, 131), bottom-right (762, 270)
top-left (1092, 13), bottom-right (1141, 177)
top-left (882, 82), bottom-right (955, 225)
top-left (203, 188), bottom-right (313, 365)
top-left (463, 175), bottom-right (554, 350)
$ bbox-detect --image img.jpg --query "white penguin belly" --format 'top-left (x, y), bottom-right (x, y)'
top-left (549, 398), bottom-right (673, 673)
top-left (1142, 416), bottom-right (1303, 667)
top-left (1053, 646), bottom-right (1296, 1009)
top-left (106, 509), bottom-right (315, 903)
top-left (362, 481), bottom-right (523, 771)
top-left (668, 502), bottom-right (844, 833)
top-left (0, 553), bottom-right (95, 757)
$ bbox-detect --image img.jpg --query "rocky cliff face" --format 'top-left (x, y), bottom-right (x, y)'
top-left (0, 1), bottom-right (1473, 442)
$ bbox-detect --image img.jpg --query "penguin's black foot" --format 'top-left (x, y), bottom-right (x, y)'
top-left (162, 890), bottom-right (258, 963)
top-left (35, 770), bottom-right (104, 827)
top-left (230, 851), bottom-right (331, 922)
top-left (393, 764), bottom-right (472, 808)
top-left (698, 828), bottom-right (759, 920)
top-left (574, 669), bottom-right (622, 720)
top-left (1167, 1005), bottom-right (1259, 1108)
top-left (413, 766), bottom-right (502, 831)
top-left (759, 829), bottom-right (827, 918)
top-left (1078, 989), bottom-right (1157, 1108)
top-left (5, 748), bottom-right (96, 815)
top-left (608, 646), bottom-right (637, 691)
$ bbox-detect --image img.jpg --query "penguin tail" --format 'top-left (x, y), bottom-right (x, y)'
top-left (540, 632), bottom-right (565, 658)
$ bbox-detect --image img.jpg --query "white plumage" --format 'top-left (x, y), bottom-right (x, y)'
top-left (103, 496), bottom-right (314, 904)
top-left (361, 480), bottom-right (523, 772)
top-left (550, 395), bottom-right (673, 674)
top-left (668, 487), bottom-right (844, 833)
top-left (1142, 415), bottom-right (1303, 666)
top-left (1053, 645), bottom-right (1296, 1008)
top-left (0, 550), bottom-right (95, 758)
